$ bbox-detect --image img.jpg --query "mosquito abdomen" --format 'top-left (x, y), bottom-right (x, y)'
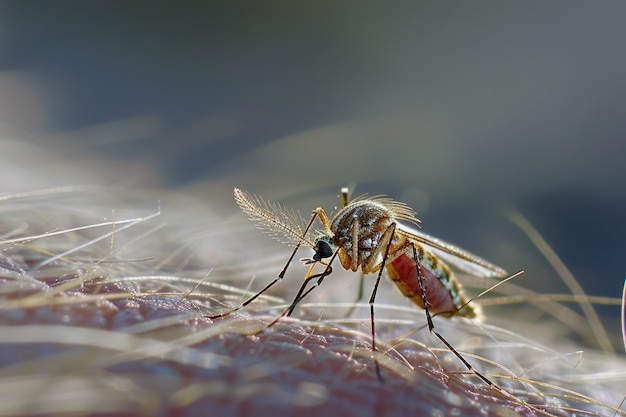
top-left (386, 252), bottom-right (479, 319)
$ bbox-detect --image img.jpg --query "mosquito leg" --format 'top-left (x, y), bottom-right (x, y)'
top-left (429, 329), bottom-right (551, 416)
top-left (409, 245), bottom-right (550, 414)
top-left (368, 268), bottom-right (385, 382)
top-left (285, 266), bottom-right (333, 316)
top-left (267, 265), bottom-right (334, 327)
top-left (205, 277), bottom-right (279, 319)
top-left (367, 223), bottom-right (397, 383)
top-left (410, 244), bottom-right (494, 387)
top-left (411, 245), bottom-right (434, 332)
top-left (267, 247), bottom-right (341, 327)
top-left (206, 210), bottom-right (319, 319)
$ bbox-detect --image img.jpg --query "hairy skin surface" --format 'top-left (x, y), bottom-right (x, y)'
top-left (0, 187), bottom-right (624, 417)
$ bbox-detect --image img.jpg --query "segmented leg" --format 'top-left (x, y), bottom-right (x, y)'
top-left (206, 209), bottom-right (319, 319)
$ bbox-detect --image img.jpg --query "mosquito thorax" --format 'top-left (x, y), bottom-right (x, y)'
top-left (330, 200), bottom-right (396, 270)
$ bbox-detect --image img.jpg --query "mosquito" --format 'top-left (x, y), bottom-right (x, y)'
top-left (209, 188), bottom-right (514, 391)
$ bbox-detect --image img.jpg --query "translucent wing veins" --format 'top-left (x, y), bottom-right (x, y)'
top-left (397, 225), bottom-right (507, 279)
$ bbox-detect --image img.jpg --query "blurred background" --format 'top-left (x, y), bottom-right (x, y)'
top-left (0, 2), bottom-right (624, 347)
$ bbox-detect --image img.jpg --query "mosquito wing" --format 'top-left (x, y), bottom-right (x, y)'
top-left (397, 223), bottom-right (507, 279)
top-left (234, 188), bottom-right (315, 248)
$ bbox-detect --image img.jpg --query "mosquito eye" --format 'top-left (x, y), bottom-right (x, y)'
top-left (313, 239), bottom-right (334, 261)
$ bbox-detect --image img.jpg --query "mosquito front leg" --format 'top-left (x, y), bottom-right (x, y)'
top-left (206, 209), bottom-right (320, 319)
top-left (267, 245), bottom-right (341, 327)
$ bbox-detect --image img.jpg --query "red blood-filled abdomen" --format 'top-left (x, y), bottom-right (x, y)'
top-left (386, 253), bottom-right (458, 316)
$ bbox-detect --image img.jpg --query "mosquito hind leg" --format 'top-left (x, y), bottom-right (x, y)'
top-left (410, 244), bottom-right (493, 384)
top-left (407, 243), bottom-right (556, 417)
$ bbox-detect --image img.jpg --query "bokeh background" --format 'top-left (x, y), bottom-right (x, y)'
top-left (1, 2), bottom-right (624, 348)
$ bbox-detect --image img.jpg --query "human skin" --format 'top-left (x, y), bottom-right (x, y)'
top-left (0, 187), bottom-right (624, 417)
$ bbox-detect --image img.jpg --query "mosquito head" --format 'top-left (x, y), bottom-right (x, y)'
top-left (312, 236), bottom-right (335, 261)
